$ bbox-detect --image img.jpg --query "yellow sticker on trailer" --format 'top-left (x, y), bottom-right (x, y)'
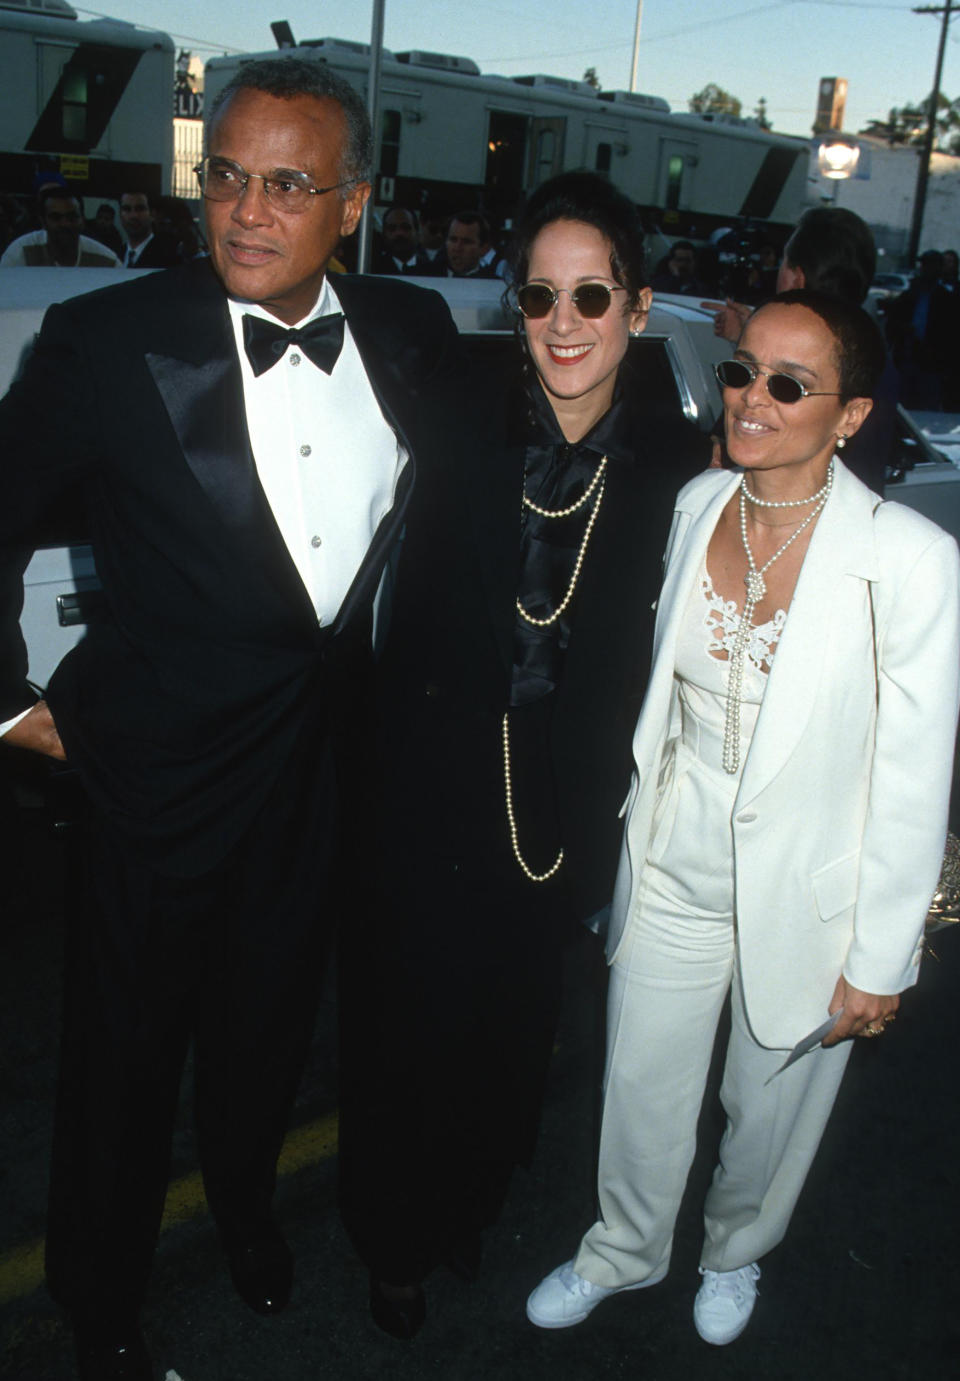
top-left (59, 155), bottom-right (89, 180)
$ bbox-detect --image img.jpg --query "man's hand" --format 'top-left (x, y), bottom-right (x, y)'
top-left (701, 298), bottom-right (752, 344)
top-left (823, 975), bottom-right (900, 1046)
top-left (2, 700), bottom-right (66, 760)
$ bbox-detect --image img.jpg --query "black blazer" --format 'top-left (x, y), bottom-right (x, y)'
top-left (0, 259), bottom-right (459, 874)
top-left (360, 352), bottom-right (712, 921)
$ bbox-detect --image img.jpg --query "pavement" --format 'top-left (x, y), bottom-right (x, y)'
top-left (1, 768), bottom-right (959, 1381)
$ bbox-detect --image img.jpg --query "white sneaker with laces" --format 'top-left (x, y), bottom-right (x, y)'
top-left (693, 1262), bottom-right (761, 1345)
top-left (526, 1259), bottom-right (666, 1330)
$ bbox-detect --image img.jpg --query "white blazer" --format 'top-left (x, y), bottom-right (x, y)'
top-left (608, 462), bottom-right (960, 1048)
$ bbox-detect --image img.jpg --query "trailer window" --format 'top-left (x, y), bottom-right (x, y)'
top-left (595, 143), bottom-right (612, 174)
top-left (62, 71), bottom-right (87, 143)
top-left (666, 155), bottom-right (684, 211)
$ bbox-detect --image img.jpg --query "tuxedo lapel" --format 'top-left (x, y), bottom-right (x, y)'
top-left (142, 261), bottom-right (318, 625)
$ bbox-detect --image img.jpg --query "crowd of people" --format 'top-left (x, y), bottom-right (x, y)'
top-left (1, 56), bottom-right (959, 1381)
top-left (0, 176), bottom-right (206, 269)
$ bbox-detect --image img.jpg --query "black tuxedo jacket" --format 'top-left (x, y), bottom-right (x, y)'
top-left (127, 233), bottom-right (183, 269)
top-left (360, 351), bottom-right (711, 922)
top-left (0, 258), bottom-right (459, 874)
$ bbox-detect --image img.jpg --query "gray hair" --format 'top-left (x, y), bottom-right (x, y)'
top-left (208, 56), bottom-right (373, 187)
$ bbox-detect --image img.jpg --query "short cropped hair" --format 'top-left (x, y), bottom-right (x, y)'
top-left (761, 288), bottom-right (885, 401)
top-left (448, 210), bottom-right (492, 244)
top-left (38, 185), bottom-right (80, 214)
top-left (208, 56), bottom-right (373, 187)
top-left (783, 207), bottom-right (876, 306)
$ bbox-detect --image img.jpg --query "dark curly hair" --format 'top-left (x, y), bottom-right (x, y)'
top-left (510, 171), bottom-right (648, 306)
top-left (208, 56), bottom-right (373, 188)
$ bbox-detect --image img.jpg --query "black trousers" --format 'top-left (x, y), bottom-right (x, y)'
top-left (337, 865), bottom-right (566, 1285)
top-left (45, 734), bottom-right (338, 1323)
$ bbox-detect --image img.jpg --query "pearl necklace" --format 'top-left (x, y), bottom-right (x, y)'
top-left (516, 456), bottom-right (608, 628)
top-left (503, 452), bottom-right (609, 880)
top-left (722, 461), bottom-right (834, 774)
top-left (740, 471), bottom-right (832, 509)
top-left (502, 712), bottom-right (564, 882)
top-left (523, 454), bottom-right (608, 517)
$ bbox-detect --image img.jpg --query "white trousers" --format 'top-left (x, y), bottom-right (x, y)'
top-left (573, 853), bottom-right (852, 1289)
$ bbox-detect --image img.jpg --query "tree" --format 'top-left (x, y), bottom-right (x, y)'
top-left (860, 92), bottom-right (960, 153)
top-left (689, 83), bottom-right (742, 118)
top-left (582, 66), bottom-right (600, 90)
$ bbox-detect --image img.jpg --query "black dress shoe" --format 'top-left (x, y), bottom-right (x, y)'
top-left (74, 1324), bottom-right (154, 1381)
top-left (228, 1234), bottom-right (294, 1315)
top-left (444, 1230), bottom-right (483, 1283)
top-left (368, 1275), bottom-right (426, 1340)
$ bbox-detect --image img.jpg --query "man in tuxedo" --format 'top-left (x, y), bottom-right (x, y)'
top-left (372, 204), bottom-right (437, 275)
top-left (0, 55), bottom-right (457, 1381)
top-left (119, 190), bottom-right (181, 268)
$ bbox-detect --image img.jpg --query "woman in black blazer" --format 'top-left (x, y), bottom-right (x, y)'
top-left (337, 173), bottom-right (712, 1337)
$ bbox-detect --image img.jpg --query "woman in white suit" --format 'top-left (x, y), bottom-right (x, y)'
top-left (526, 290), bottom-right (960, 1344)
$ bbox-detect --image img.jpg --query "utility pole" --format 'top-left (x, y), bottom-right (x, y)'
top-left (357, 0), bottom-right (386, 273)
top-left (907, 1), bottom-right (954, 266)
top-left (630, 0), bottom-right (644, 92)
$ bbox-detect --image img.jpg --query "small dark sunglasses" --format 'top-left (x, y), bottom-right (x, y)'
top-left (714, 358), bottom-right (841, 405)
top-left (516, 282), bottom-right (627, 319)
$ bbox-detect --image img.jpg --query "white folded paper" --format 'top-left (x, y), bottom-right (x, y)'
top-left (765, 1009), bottom-right (843, 1084)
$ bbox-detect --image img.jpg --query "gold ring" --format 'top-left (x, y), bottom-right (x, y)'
top-left (863, 1024), bottom-right (884, 1037)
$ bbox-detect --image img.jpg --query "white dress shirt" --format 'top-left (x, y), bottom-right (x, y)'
top-left (228, 276), bottom-right (408, 627)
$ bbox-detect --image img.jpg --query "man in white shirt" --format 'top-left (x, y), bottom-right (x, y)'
top-left (0, 187), bottom-right (119, 268)
top-left (0, 56), bottom-right (458, 1381)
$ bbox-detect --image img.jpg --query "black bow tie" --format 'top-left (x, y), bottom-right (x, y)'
top-left (242, 312), bottom-right (345, 377)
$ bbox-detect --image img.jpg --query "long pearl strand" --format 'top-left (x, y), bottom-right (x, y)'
top-left (722, 461), bottom-right (834, 774)
top-left (502, 712), bottom-right (564, 882)
top-left (504, 453), bottom-right (609, 879)
top-left (516, 457), bottom-right (608, 627)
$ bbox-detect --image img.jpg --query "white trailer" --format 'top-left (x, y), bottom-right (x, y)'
top-left (0, 0), bottom-right (174, 203)
top-left (205, 37), bottom-right (808, 237)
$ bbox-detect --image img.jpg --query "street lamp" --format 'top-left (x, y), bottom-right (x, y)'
top-left (816, 136), bottom-right (860, 204)
top-left (817, 137), bottom-right (860, 180)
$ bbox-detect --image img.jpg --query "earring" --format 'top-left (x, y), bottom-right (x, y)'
top-left (836, 434), bottom-right (847, 450)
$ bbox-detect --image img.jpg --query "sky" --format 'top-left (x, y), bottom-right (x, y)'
top-left (72, 0), bottom-right (960, 141)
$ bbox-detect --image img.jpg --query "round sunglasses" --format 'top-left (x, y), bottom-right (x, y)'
top-left (714, 358), bottom-right (842, 405)
top-left (516, 282), bottom-right (627, 320)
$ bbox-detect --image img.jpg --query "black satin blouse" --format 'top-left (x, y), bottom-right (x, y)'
top-left (510, 376), bottom-right (635, 708)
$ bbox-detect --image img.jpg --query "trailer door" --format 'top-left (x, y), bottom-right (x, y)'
top-left (582, 122), bottom-right (627, 177)
top-left (485, 110), bottom-right (528, 207)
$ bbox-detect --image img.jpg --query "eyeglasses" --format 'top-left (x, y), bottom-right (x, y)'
top-left (714, 358), bottom-right (842, 405)
top-left (515, 282), bottom-right (627, 320)
top-left (193, 156), bottom-right (358, 214)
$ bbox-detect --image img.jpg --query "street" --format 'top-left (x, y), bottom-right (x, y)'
top-left (2, 772), bottom-right (959, 1381)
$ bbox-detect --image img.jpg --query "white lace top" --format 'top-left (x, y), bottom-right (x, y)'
top-left (699, 560), bottom-right (787, 675)
top-left (667, 558), bottom-right (788, 782)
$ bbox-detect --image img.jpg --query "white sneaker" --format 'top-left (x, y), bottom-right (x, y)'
top-left (693, 1262), bottom-right (761, 1345)
top-left (526, 1259), bottom-right (666, 1330)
